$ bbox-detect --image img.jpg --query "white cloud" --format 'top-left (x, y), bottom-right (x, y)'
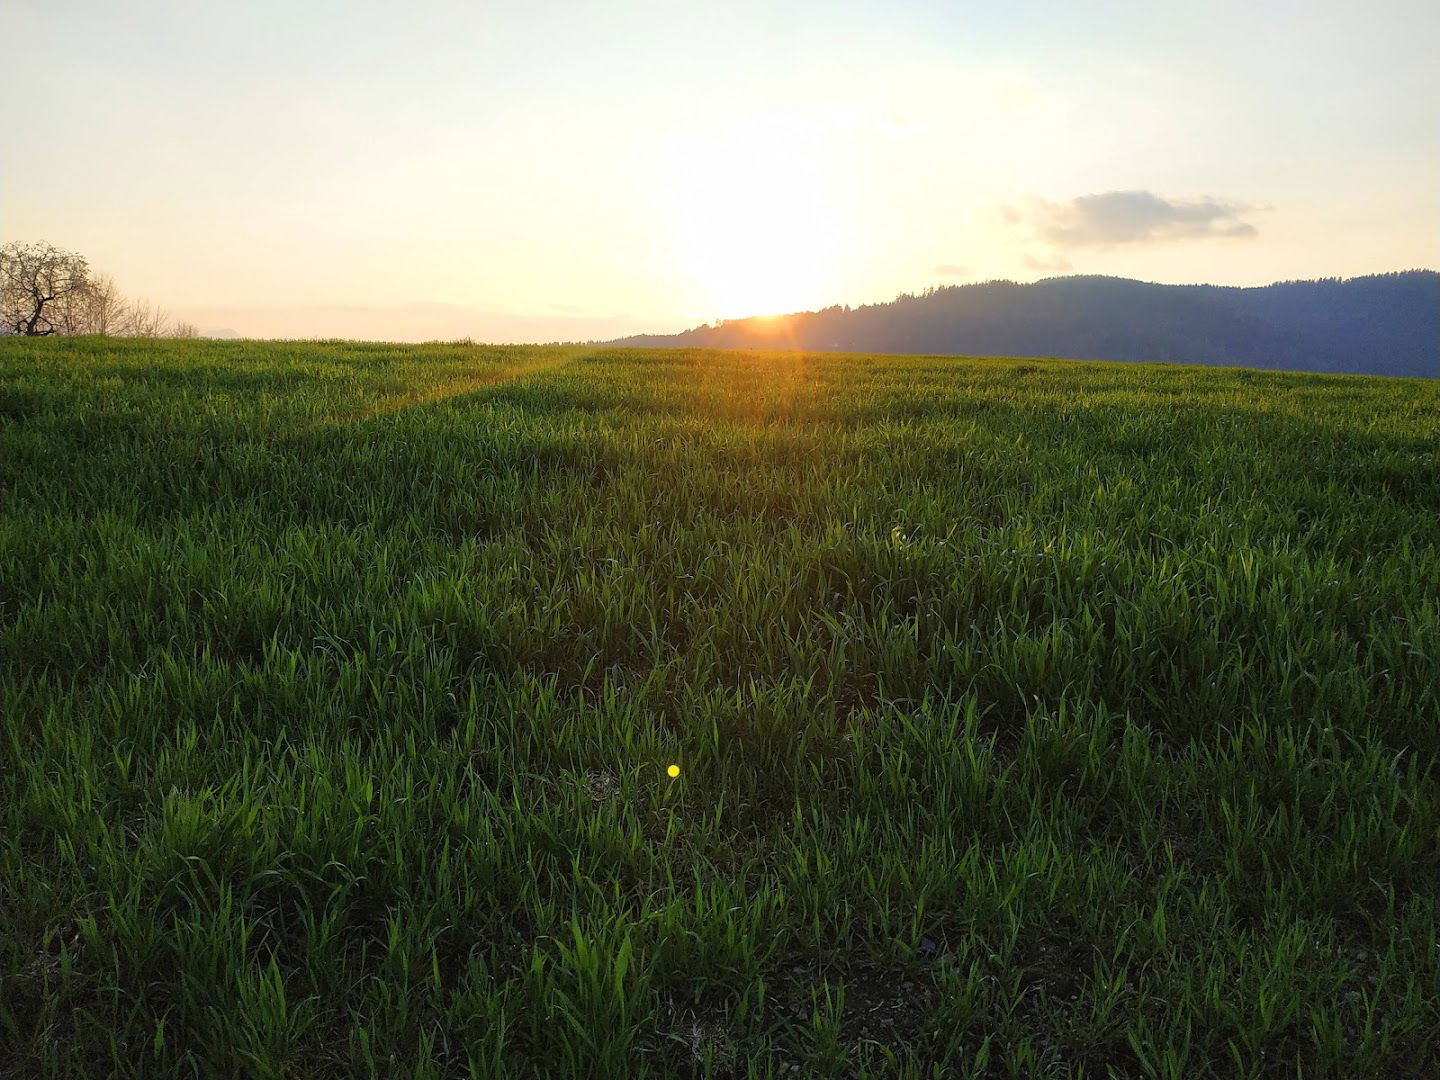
top-left (1010, 190), bottom-right (1260, 248)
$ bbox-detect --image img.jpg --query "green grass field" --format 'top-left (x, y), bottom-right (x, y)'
top-left (2, 337), bottom-right (1437, 1078)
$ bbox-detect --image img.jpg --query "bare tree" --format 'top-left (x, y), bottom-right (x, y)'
top-left (123, 298), bottom-right (175, 337)
top-left (79, 273), bottom-right (126, 335)
top-left (1, 242), bottom-right (94, 335)
top-left (1, 240), bottom-right (202, 338)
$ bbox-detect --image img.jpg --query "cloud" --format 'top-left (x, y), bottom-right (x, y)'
top-left (1011, 190), bottom-right (1260, 248)
top-left (930, 262), bottom-right (970, 278)
top-left (1021, 252), bottom-right (1073, 273)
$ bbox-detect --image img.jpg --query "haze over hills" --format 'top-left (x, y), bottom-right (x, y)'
top-left (611, 272), bottom-right (1440, 378)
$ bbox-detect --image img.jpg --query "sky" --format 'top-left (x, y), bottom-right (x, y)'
top-left (4, 0), bottom-right (1438, 341)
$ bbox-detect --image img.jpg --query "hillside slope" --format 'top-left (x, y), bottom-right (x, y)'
top-left (613, 271), bottom-right (1440, 377)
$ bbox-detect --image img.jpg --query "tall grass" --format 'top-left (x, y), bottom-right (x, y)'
top-left (2, 337), bottom-right (1437, 1077)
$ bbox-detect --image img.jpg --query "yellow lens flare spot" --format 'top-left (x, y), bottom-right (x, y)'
top-left (667, 764), bottom-right (681, 778)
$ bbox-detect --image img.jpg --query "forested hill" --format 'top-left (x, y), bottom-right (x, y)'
top-left (611, 271), bottom-right (1439, 377)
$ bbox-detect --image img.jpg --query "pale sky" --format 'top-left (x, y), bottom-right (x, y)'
top-left (5, 0), bottom-right (1438, 341)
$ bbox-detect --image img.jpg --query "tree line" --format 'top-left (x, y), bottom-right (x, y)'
top-left (611, 271), bottom-right (1440, 378)
top-left (0, 241), bottom-right (197, 338)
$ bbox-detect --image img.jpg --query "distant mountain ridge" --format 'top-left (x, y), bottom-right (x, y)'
top-left (610, 272), bottom-right (1439, 377)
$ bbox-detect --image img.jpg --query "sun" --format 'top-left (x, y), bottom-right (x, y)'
top-left (649, 115), bottom-right (851, 319)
